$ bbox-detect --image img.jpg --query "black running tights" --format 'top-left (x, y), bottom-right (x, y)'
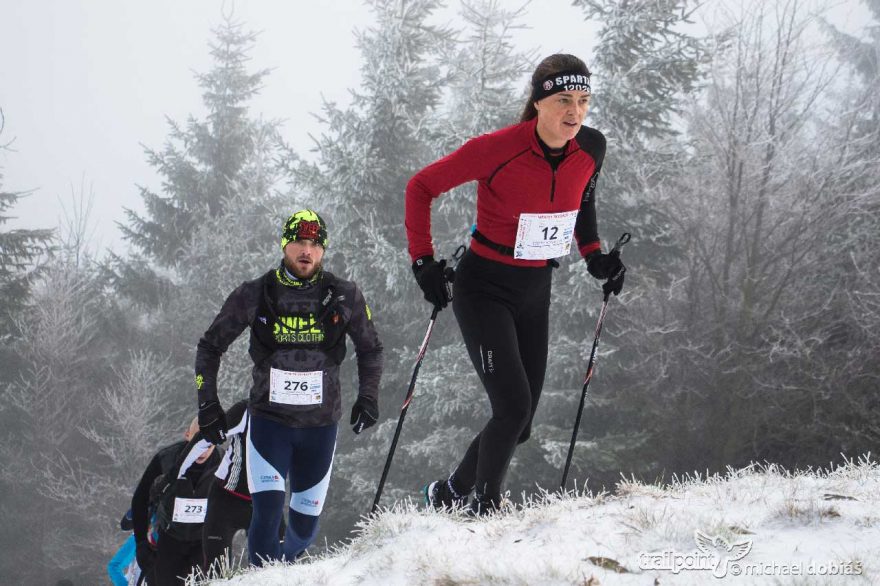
top-left (449, 250), bottom-right (552, 501)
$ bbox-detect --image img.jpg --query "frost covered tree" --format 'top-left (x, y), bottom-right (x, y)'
top-left (0, 115), bottom-right (132, 584)
top-left (782, 0), bottom-right (880, 461)
top-left (119, 17), bottom-right (274, 274)
top-left (0, 259), bottom-right (130, 583)
top-left (605, 0), bottom-right (880, 476)
top-left (102, 21), bottom-right (292, 582)
top-left (571, 0), bottom-right (706, 264)
top-left (0, 19), bottom-right (296, 584)
top-left (101, 25), bottom-right (297, 562)
top-left (293, 0), bottom-right (453, 295)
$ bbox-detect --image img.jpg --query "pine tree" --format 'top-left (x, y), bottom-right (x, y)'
top-left (109, 17), bottom-right (294, 375)
top-left (291, 0), bottom-right (455, 316)
top-left (0, 254), bottom-right (131, 583)
top-left (0, 111), bottom-right (54, 338)
top-left (119, 18), bottom-right (273, 269)
top-left (0, 20), bottom-right (296, 584)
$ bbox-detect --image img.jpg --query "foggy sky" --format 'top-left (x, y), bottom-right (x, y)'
top-left (0, 0), bottom-right (868, 252)
top-left (0, 0), bottom-right (602, 252)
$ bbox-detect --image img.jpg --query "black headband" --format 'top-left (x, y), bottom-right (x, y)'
top-left (533, 70), bottom-right (592, 101)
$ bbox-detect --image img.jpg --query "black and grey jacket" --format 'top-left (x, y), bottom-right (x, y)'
top-left (195, 266), bottom-right (383, 428)
top-left (132, 440), bottom-right (222, 544)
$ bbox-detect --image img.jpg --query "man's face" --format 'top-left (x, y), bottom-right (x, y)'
top-left (283, 239), bottom-right (325, 280)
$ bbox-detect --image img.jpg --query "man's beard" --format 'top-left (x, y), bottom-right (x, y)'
top-left (290, 260), bottom-right (322, 280)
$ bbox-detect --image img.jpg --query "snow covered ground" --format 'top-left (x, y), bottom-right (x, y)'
top-left (199, 456), bottom-right (879, 585)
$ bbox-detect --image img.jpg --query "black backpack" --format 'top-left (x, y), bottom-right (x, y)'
top-left (250, 269), bottom-right (347, 364)
top-left (147, 441), bottom-right (186, 511)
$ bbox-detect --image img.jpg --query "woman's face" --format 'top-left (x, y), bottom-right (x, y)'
top-left (534, 90), bottom-right (591, 148)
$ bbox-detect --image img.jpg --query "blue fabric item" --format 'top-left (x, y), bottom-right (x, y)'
top-left (107, 534), bottom-right (136, 586)
top-left (246, 415), bottom-right (337, 566)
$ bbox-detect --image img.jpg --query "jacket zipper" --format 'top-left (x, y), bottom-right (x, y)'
top-left (532, 151), bottom-right (559, 202)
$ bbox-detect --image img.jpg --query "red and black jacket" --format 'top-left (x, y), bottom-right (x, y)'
top-left (405, 117), bottom-right (605, 267)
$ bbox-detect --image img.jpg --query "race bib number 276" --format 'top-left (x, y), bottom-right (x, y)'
top-left (269, 368), bottom-right (324, 406)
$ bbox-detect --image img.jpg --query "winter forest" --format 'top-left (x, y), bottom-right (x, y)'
top-left (1, 0), bottom-right (878, 583)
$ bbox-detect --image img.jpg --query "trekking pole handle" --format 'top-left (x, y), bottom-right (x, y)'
top-left (442, 244), bottom-right (466, 300)
top-left (611, 232), bottom-right (631, 254)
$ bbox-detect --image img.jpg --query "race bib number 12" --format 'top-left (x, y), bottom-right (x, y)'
top-left (514, 210), bottom-right (578, 260)
top-left (269, 368), bottom-right (324, 406)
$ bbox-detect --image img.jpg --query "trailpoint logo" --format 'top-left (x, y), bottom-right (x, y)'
top-left (639, 531), bottom-right (752, 578)
top-left (695, 532), bottom-right (752, 578)
top-left (639, 532), bottom-right (864, 578)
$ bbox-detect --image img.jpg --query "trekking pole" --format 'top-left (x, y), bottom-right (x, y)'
top-left (560, 232), bottom-right (631, 491)
top-left (372, 246), bottom-right (465, 513)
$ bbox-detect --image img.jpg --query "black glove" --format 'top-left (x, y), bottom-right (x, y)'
top-left (135, 539), bottom-right (157, 570)
top-left (412, 256), bottom-right (451, 309)
top-left (350, 396), bottom-right (378, 434)
top-left (198, 400), bottom-right (228, 445)
top-left (586, 250), bottom-right (626, 296)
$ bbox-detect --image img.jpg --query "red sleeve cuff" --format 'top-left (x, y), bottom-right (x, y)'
top-left (578, 241), bottom-right (601, 257)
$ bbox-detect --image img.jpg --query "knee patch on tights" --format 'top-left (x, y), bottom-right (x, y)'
top-left (290, 464), bottom-right (333, 516)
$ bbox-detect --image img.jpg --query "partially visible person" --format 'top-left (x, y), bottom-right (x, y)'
top-left (107, 533), bottom-right (137, 586)
top-left (194, 210), bottom-right (384, 566)
top-left (109, 508), bottom-right (154, 585)
top-left (109, 509), bottom-right (135, 585)
top-left (173, 398), bottom-right (253, 574)
top-left (131, 417), bottom-right (220, 585)
top-left (110, 541), bottom-right (146, 585)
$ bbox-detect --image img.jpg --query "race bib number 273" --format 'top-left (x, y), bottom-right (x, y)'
top-left (172, 498), bottom-right (207, 524)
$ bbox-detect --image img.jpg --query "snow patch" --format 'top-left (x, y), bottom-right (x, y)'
top-left (196, 456), bottom-right (879, 585)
